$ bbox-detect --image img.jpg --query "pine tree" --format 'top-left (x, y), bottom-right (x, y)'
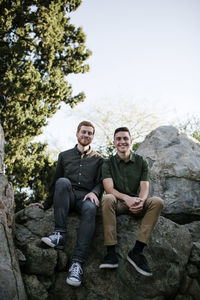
top-left (0, 0), bottom-right (92, 210)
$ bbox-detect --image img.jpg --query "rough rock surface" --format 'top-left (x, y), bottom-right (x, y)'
top-left (15, 206), bottom-right (196, 300)
top-left (0, 124), bottom-right (4, 173)
top-left (136, 126), bottom-right (200, 224)
top-left (0, 125), bottom-right (26, 300)
top-left (2, 124), bottom-right (200, 299)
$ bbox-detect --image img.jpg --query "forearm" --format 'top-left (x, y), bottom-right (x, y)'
top-left (104, 186), bottom-right (131, 204)
top-left (139, 181), bottom-right (149, 201)
top-left (139, 190), bottom-right (148, 201)
top-left (103, 178), bottom-right (136, 207)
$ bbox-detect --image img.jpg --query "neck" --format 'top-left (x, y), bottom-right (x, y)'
top-left (77, 143), bottom-right (90, 153)
top-left (117, 150), bottom-right (131, 161)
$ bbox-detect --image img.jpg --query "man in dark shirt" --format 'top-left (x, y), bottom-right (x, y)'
top-left (30, 121), bottom-right (103, 287)
top-left (99, 127), bottom-right (163, 276)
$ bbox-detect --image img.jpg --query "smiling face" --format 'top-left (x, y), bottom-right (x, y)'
top-left (113, 131), bottom-right (132, 155)
top-left (76, 125), bottom-right (94, 147)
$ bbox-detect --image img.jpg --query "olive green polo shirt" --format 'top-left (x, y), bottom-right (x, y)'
top-left (102, 152), bottom-right (149, 197)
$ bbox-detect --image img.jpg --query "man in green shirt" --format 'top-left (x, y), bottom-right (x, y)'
top-left (30, 121), bottom-right (103, 287)
top-left (99, 127), bottom-right (163, 276)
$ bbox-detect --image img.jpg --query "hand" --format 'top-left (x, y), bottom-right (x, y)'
top-left (83, 192), bottom-right (99, 207)
top-left (123, 195), bottom-right (139, 208)
top-left (129, 197), bottom-right (145, 214)
top-left (28, 203), bottom-right (44, 209)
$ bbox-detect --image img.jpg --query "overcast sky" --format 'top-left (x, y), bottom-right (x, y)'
top-left (40, 0), bottom-right (200, 151)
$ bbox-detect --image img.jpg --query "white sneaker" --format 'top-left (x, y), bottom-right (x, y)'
top-left (41, 232), bottom-right (65, 249)
top-left (66, 262), bottom-right (83, 287)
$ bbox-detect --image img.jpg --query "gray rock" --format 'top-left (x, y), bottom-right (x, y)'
top-left (0, 124), bottom-right (4, 174)
top-left (22, 239), bottom-right (58, 276)
top-left (186, 263), bottom-right (199, 278)
top-left (15, 206), bottom-right (193, 300)
top-left (22, 274), bottom-right (48, 300)
top-left (15, 207), bottom-right (58, 276)
top-left (188, 279), bottom-right (200, 300)
top-left (0, 178), bottom-right (27, 300)
top-left (179, 274), bottom-right (192, 294)
top-left (175, 295), bottom-right (193, 300)
top-left (2, 124), bottom-right (200, 300)
top-left (136, 125), bottom-right (200, 224)
top-left (189, 242), bottom-right (200, 267)
top-left (183, 221), bottom-right (200, 242)
top-left (0, 125), bottom-right (26, 300)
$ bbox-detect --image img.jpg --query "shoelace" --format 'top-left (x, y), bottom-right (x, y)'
top-left (69, 263), bottom-right (83, 277)
top-left (53, 232), bottom-right (61, 244)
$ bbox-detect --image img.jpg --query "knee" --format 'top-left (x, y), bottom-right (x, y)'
top-left (55, 178), bottom-right (72, 192)
top-left (151, 197), bottom-right (164, 210)
top-left (82, 200), bottom-right (97, 217)
top-left (102, 194), bottom-right (116, 209)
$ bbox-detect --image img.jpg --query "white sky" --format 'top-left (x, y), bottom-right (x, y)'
top-left (40, 0), bottom-right (200, 152)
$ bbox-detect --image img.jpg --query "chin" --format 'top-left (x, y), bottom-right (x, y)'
top-left (118, 148), bottom-right (127, 152)
top-left (80, 141), bottom-right (90, 146)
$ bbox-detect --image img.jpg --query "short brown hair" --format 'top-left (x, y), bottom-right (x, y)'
top-left (77, 121), bottom-right (95, 134)
top-left (114, 127), bottom-right (131, 137)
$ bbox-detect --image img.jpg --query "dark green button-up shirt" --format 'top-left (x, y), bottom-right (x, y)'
top-left (43, 145), bottom-right (103, 210)
top-left (102, 152), bottom-right (149, 197)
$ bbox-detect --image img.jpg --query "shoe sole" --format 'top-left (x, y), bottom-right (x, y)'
top-left (66, 277), bottom-right (81, 287)
top-left (99, 263), bottom-right (118, 269)
top-left (41, 237), bottom-right (55, 248)
top-left (127, 255), bottom-right (152, 276)
top-left (41, 237), bottom-right (64, 250)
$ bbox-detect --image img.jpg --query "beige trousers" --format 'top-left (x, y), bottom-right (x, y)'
top-left (102, 194), bottom-right (164, 245)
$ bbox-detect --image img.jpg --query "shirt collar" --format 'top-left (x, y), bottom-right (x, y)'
top-left (75, 144), bottom-right (92, 156)
top-left (115, 151), bottom-right (135, 163)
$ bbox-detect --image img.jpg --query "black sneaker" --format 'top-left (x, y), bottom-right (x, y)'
top-left (127, 250), bottom-right (152, 276)
top-left (66, 262), bottom-right (83, 287)
top-left (41, 232), bottom-right (65, 249)
top-left (99, 252), bottom-right (119, 269)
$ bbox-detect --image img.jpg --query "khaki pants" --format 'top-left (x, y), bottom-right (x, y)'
top-left (102, 194), bottom-right (164, 245)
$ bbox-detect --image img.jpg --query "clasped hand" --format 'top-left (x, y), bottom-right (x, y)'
top-left (124, 196), bottom-right (144, 214)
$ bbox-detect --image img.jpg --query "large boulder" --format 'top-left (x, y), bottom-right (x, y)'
top-left (15, 206), bottom-right (194, 300)
top-left (184, 221), bottom-right (200, 243)
top-left (0, 125), bottom-right (26, 300)
top-left (0, 124), bottom-right (4, 173)
top-left (136, 125), bottom-right (200, 224)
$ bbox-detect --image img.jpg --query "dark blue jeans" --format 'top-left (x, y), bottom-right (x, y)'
top-left (53, 177), bottom-right (97, 263)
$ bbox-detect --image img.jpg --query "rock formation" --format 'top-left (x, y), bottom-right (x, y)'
top-left (1, 124), bottom-right (200, 300)
top-left (0, 124), bottom-right (26, 300)
top-left (136, 125), bottom-right (200, 224)
top-left (15, 206), bottom-right (196, 300)
top-left (0, 124), bottom-right (4, 174)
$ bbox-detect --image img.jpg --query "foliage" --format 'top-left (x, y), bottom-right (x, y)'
top-left (13, 142), bottom-right (57, 211)
top-left (0, 0), bottom-right (91, 209)
top-left (177, 115), bottom-right (200, 142)
top-left (66, 99), bottom-right (162, 157)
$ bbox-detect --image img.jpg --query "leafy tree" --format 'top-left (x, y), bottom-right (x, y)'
top-left (63, 98), bottom-right (163, 157)
top-left (177, 115), bottom-right (200, 142)
top-left (0, 0), bottom-right (91, 209)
